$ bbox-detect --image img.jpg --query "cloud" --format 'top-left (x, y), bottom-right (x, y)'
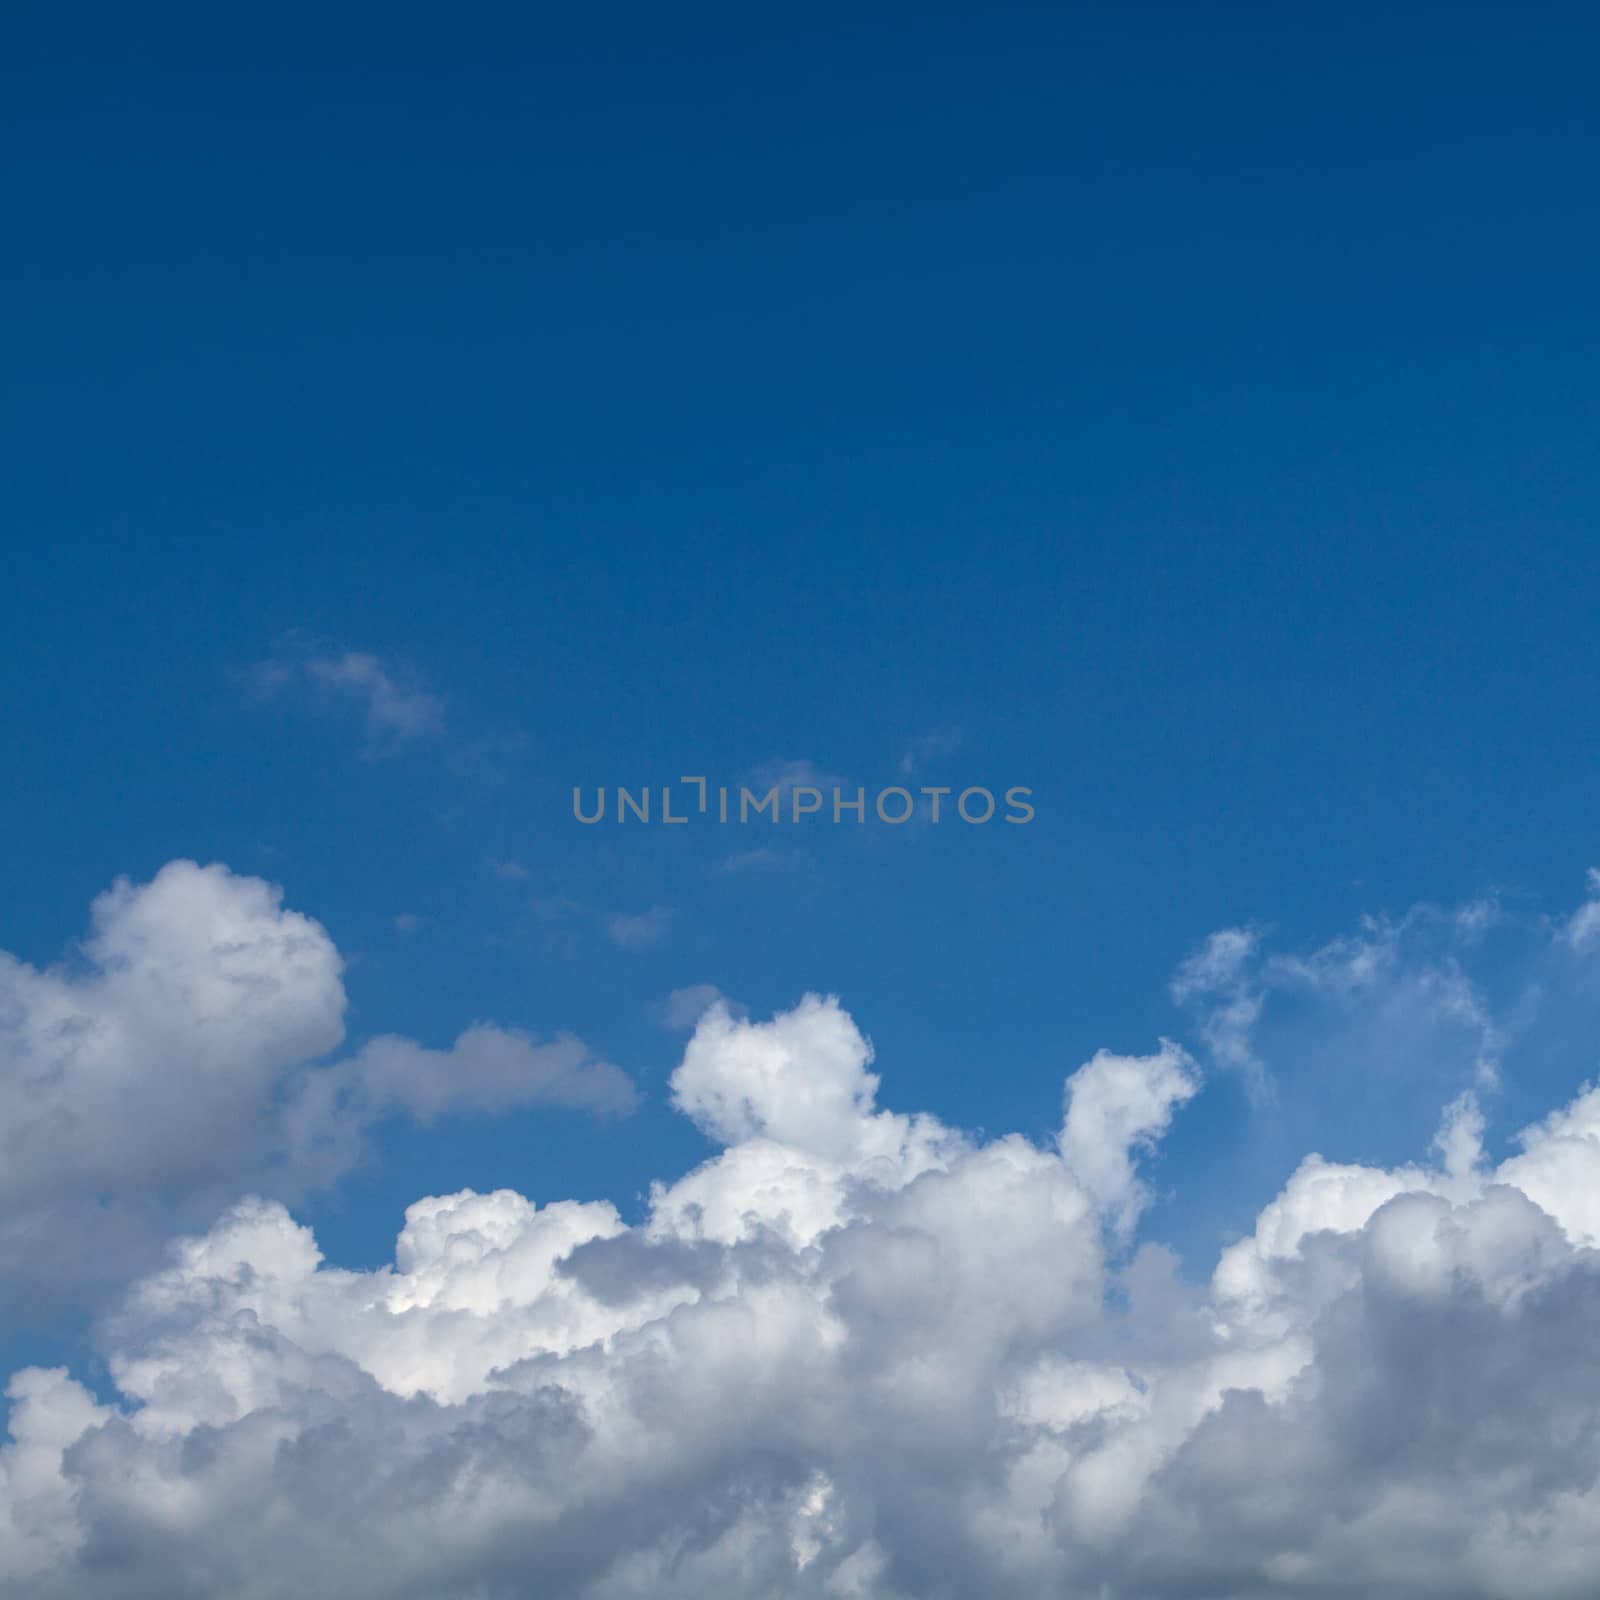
top-left (13, 887), bottom-right (1600, 1596)
top-left (1169, 925), bottom-right (1264, 1083)
top-left (1058, 1042), bottom-right (1200, 1240)
top-left (244, 642), bottom-right (445, 756)
top-left (896, 728), bottom-right (962, 778)
top-left (742, 758), bottom-right (846, 802)
top-left (1171, 899), bottom-right (1513, 1101)
top-left (653, 984), bottom-right (742, 1032)
top-left (346, 1026), bottom-right (635, 1122)
top-left (1562, 866), bottom-right (1600, 949)
top-left (607, 908), bottom-right (671, 950)
top-left (715, 847), bottom-right (790, 874)
top-left (0, 862), bottom-right (633, 1313)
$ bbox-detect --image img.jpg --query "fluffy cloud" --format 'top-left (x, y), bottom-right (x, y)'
top-left (0, 862), bottom-right (632, 1309)
top-left (10, 952), bottom-right (1600, 1597)
top-left (1057, 1041), bottom-right (1199, 1240)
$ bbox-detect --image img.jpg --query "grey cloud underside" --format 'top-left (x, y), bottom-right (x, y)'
top-left (8, 875), bottom-right (1600, 1597)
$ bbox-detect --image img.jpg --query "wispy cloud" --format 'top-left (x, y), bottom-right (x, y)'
top-left (242, 639), bottom-right (445, 757)
top-left (741, 757), bottom-right (846, 800)
top-left (714, 846), bottom-right (791, 874)
top-left (896, 727), bottom-right (962, 777)
top-left (607, 907), bottom-right (672, 950)
top-left (652, 983), bottom-right (742, 1031)
top-left (1171, 897), bottom-right (1515, 1103)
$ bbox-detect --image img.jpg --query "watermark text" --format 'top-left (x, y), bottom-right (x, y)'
top-left (572, 779), bottom-right (1034, 825)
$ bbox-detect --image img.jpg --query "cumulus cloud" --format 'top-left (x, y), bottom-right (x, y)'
top-left (0, 862), bottom-right (632, 1310)
top-left (1058, 1041), bottom-right (1200, 1239)
top-left (12, 883), bottom-right (1600, 1596)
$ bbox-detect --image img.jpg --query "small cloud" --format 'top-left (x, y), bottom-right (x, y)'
top-left (354, 1024), bottom-right (636, 1120)
top-left (715, 847), bottom-right (790, 874)
top-left (241, 658), bottom-right (294, 699)
top-left (393, 913), bottom-right (430, 936)
top-left (742, 757), bottom-right (846, 800)
top-left (489, 858), bottom-right (529, 882)
top-left (607, 908), bottom-right (671, 951)
top-left (305, 652), bottom-right (444, 748)
top-left (1565, 867), bottom-right (1600, 949)
top-left (896, 728), bottom-right (962, 778)
top-left (653, 984), bottom-right (743, 1032)
top-left (243, 639), bottom-right (445, 757)
top-left (444, 729), bottom-right (533, 790)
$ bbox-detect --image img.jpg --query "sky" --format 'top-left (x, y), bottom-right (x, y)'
top-left (5, 5), bottom-right (1600, 1597)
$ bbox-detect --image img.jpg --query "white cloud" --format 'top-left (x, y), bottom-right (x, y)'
top-left (13, 885), bottom-right (1600, 1595)
top-left (0, 862), bottom-right (633, 1310)
top-left (1059, 1042), bottom-right (1200, 1240)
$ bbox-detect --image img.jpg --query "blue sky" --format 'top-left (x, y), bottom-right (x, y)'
top-left (7, 0), bottom-right (1600, 1260)
top-left (5, 13), bottom-right (1600, 1573)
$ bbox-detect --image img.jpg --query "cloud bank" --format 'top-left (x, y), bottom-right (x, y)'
top-left (7, 907), bottom-right (1600, 1596)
